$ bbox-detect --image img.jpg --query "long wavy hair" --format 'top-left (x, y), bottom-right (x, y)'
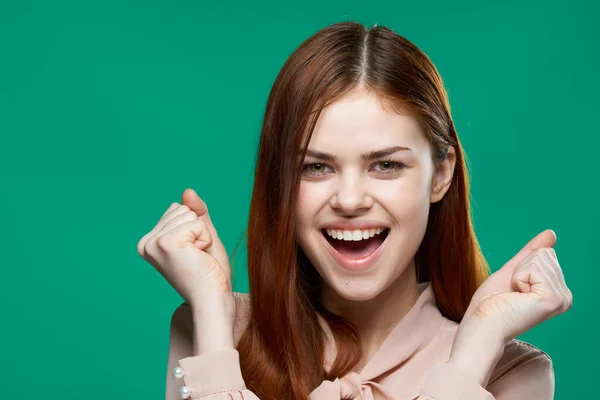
top-left (235, 21), bottom-right (491, 399)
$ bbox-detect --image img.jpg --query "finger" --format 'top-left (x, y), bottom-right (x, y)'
top-left (512, 259), bottom-right (545, 295)
top-left (501, 229), bottom-right (557, 275)
top-left (164, 202), bottom-right (180, 217)
top-left (513, 250), bottom-right (560, 292)
top-left (162, 220), bottom-right (229, 281)
top-left (535, 250), bottom-right (563, 299)
top-left (181, 188), bottom-right (230, 268)
top-left (540, 248), bottom-right (572, 312)
top-left (157, 202), bottom-right (183, 224)
top-left (155, 210), bottom-right (197, 239)
top-left (548, 247), bottom-right (573, 304)
top-left (142, 205), bottom-right (191, 244)
top-left (513, 257), bottom-right (563, 317)
top-left (143, 208), bottom-right (197, 254)
top-left (535, 264), bottom-right (565, 318)
top-left (156, 204), bottom-right (191, 231)
top-left (547, 247), bottom-right (557, 261)
top-left (138, 202), bottom-right (183, 256)
top-left (182, 189), bottom-right (219, 238)
top-left (161, 219), bottom-right (212, 251)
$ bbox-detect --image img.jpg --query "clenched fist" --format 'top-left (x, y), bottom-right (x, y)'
top-left (463, 229), bottom-right (573, 342)
top-left (137, 188), bottom-right (232, 306)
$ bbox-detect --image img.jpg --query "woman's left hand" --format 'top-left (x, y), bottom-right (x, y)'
top-left (463, 229), bottom-right (573, 343)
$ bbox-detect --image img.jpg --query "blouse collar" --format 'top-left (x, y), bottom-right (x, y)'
top-left (321, 281), bottom-right (443, 381)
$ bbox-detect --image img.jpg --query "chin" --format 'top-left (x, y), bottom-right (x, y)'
top-left (334, 286), bottom-right (382, 302)
top-left (324, 273), bottom-right (387, 302)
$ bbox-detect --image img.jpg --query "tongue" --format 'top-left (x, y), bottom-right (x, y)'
top-left (332, 234), bottom-right (385, 259)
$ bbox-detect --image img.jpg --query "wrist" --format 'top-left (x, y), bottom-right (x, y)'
top-left (190, 292), bottom-right (236, 356)
top-left (448, 317), bottom-right (505, 387)
top-left (190, 290), bottom-right (236, 317)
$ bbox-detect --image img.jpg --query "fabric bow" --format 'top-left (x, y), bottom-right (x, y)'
top-left (338, 372), bottom-right (373, 399)
top-left (309, 371), bottom-right (392, 400)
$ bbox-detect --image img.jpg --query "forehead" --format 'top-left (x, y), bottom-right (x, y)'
top-left (307, 91), bottom-right (429, 156)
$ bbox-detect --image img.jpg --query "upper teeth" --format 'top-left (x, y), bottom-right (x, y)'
top-left (325, 228), bottom-right (387, 241)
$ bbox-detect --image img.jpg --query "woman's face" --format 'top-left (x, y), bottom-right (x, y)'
top-left (295, 89), bottom-right (452, 302)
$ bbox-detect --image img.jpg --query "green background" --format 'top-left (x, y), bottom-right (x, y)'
top-left (1, 0), bottom-right (597, 398)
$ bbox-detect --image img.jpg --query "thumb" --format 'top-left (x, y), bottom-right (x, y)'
top-left (182, 188), bottom-right (208, 220)
top-left (500, 229), bottom-right (557, 275)
top-left (181, 188), bottom-right (230, 269)
top-left (182, 188), bottom-right (217, 232)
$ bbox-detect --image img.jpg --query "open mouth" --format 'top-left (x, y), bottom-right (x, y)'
top-left (322, 228), bottom-right (390, 259)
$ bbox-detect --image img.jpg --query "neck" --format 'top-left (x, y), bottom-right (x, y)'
top-left (321, 260), bottom-right (420, 361)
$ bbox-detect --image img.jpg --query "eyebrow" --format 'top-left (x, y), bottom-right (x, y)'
top-left (301, 145), bottom-right (412, 161)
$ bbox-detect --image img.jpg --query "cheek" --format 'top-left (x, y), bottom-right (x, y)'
top-left (296, 185), bottom-right (310, 227)
top-left (296, 182), bottom-right (330, 226)
top-left (295, 184), bottom-right (328, 260)
top-left (296, 184), bottom-right (311, 225)
top-left (374, 174), bottom-right (431, 220)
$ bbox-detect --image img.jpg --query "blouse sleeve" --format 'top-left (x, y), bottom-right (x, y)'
top-left (165, 303), bottom-right (261, 400)
top-left (165, 301), bottom-right (349, 400)
top-left (418, 341), bottom-right (554, 400)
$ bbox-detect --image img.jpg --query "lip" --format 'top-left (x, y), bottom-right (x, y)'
top-left (321, 220), bottom-right (389, 230)
top-left (321, 228), bottom-right (390, 272)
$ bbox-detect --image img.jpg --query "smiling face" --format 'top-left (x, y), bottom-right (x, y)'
top-left (295, 89), bottom-right (451, 302)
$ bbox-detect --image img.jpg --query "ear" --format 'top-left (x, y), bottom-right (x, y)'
top-left (430, 145), bottom-right (456, 203)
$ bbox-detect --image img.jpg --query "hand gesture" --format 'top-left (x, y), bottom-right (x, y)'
top-left (137, 188), bottom-right (232, 306)
top-left (463, 229), bottom-right (573, 342)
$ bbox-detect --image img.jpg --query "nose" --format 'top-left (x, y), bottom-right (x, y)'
top-left (329, 172), bottom-right (373, 214)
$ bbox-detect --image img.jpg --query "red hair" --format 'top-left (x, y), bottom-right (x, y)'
top-left (234, 21), bottom-right (490, 399)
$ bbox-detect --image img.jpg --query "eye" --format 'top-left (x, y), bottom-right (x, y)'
top-left (377, 161), bottom-right (396, 171)
top-left (302, 163), bottom-right (333, 177)
top-left (373, 160), bottom-right (405, 173)
top-left (308, 163), bottom-right (327, 173)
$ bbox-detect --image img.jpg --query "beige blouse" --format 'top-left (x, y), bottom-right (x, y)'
top-left (165, 281), bottom-right (554, 399)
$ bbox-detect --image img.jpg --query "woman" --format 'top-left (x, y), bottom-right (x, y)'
top-left (138, 22), bottom-right (572, 399)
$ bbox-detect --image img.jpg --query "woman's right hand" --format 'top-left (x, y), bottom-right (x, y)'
top-left (137, 188), bottom-right (232, 306)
